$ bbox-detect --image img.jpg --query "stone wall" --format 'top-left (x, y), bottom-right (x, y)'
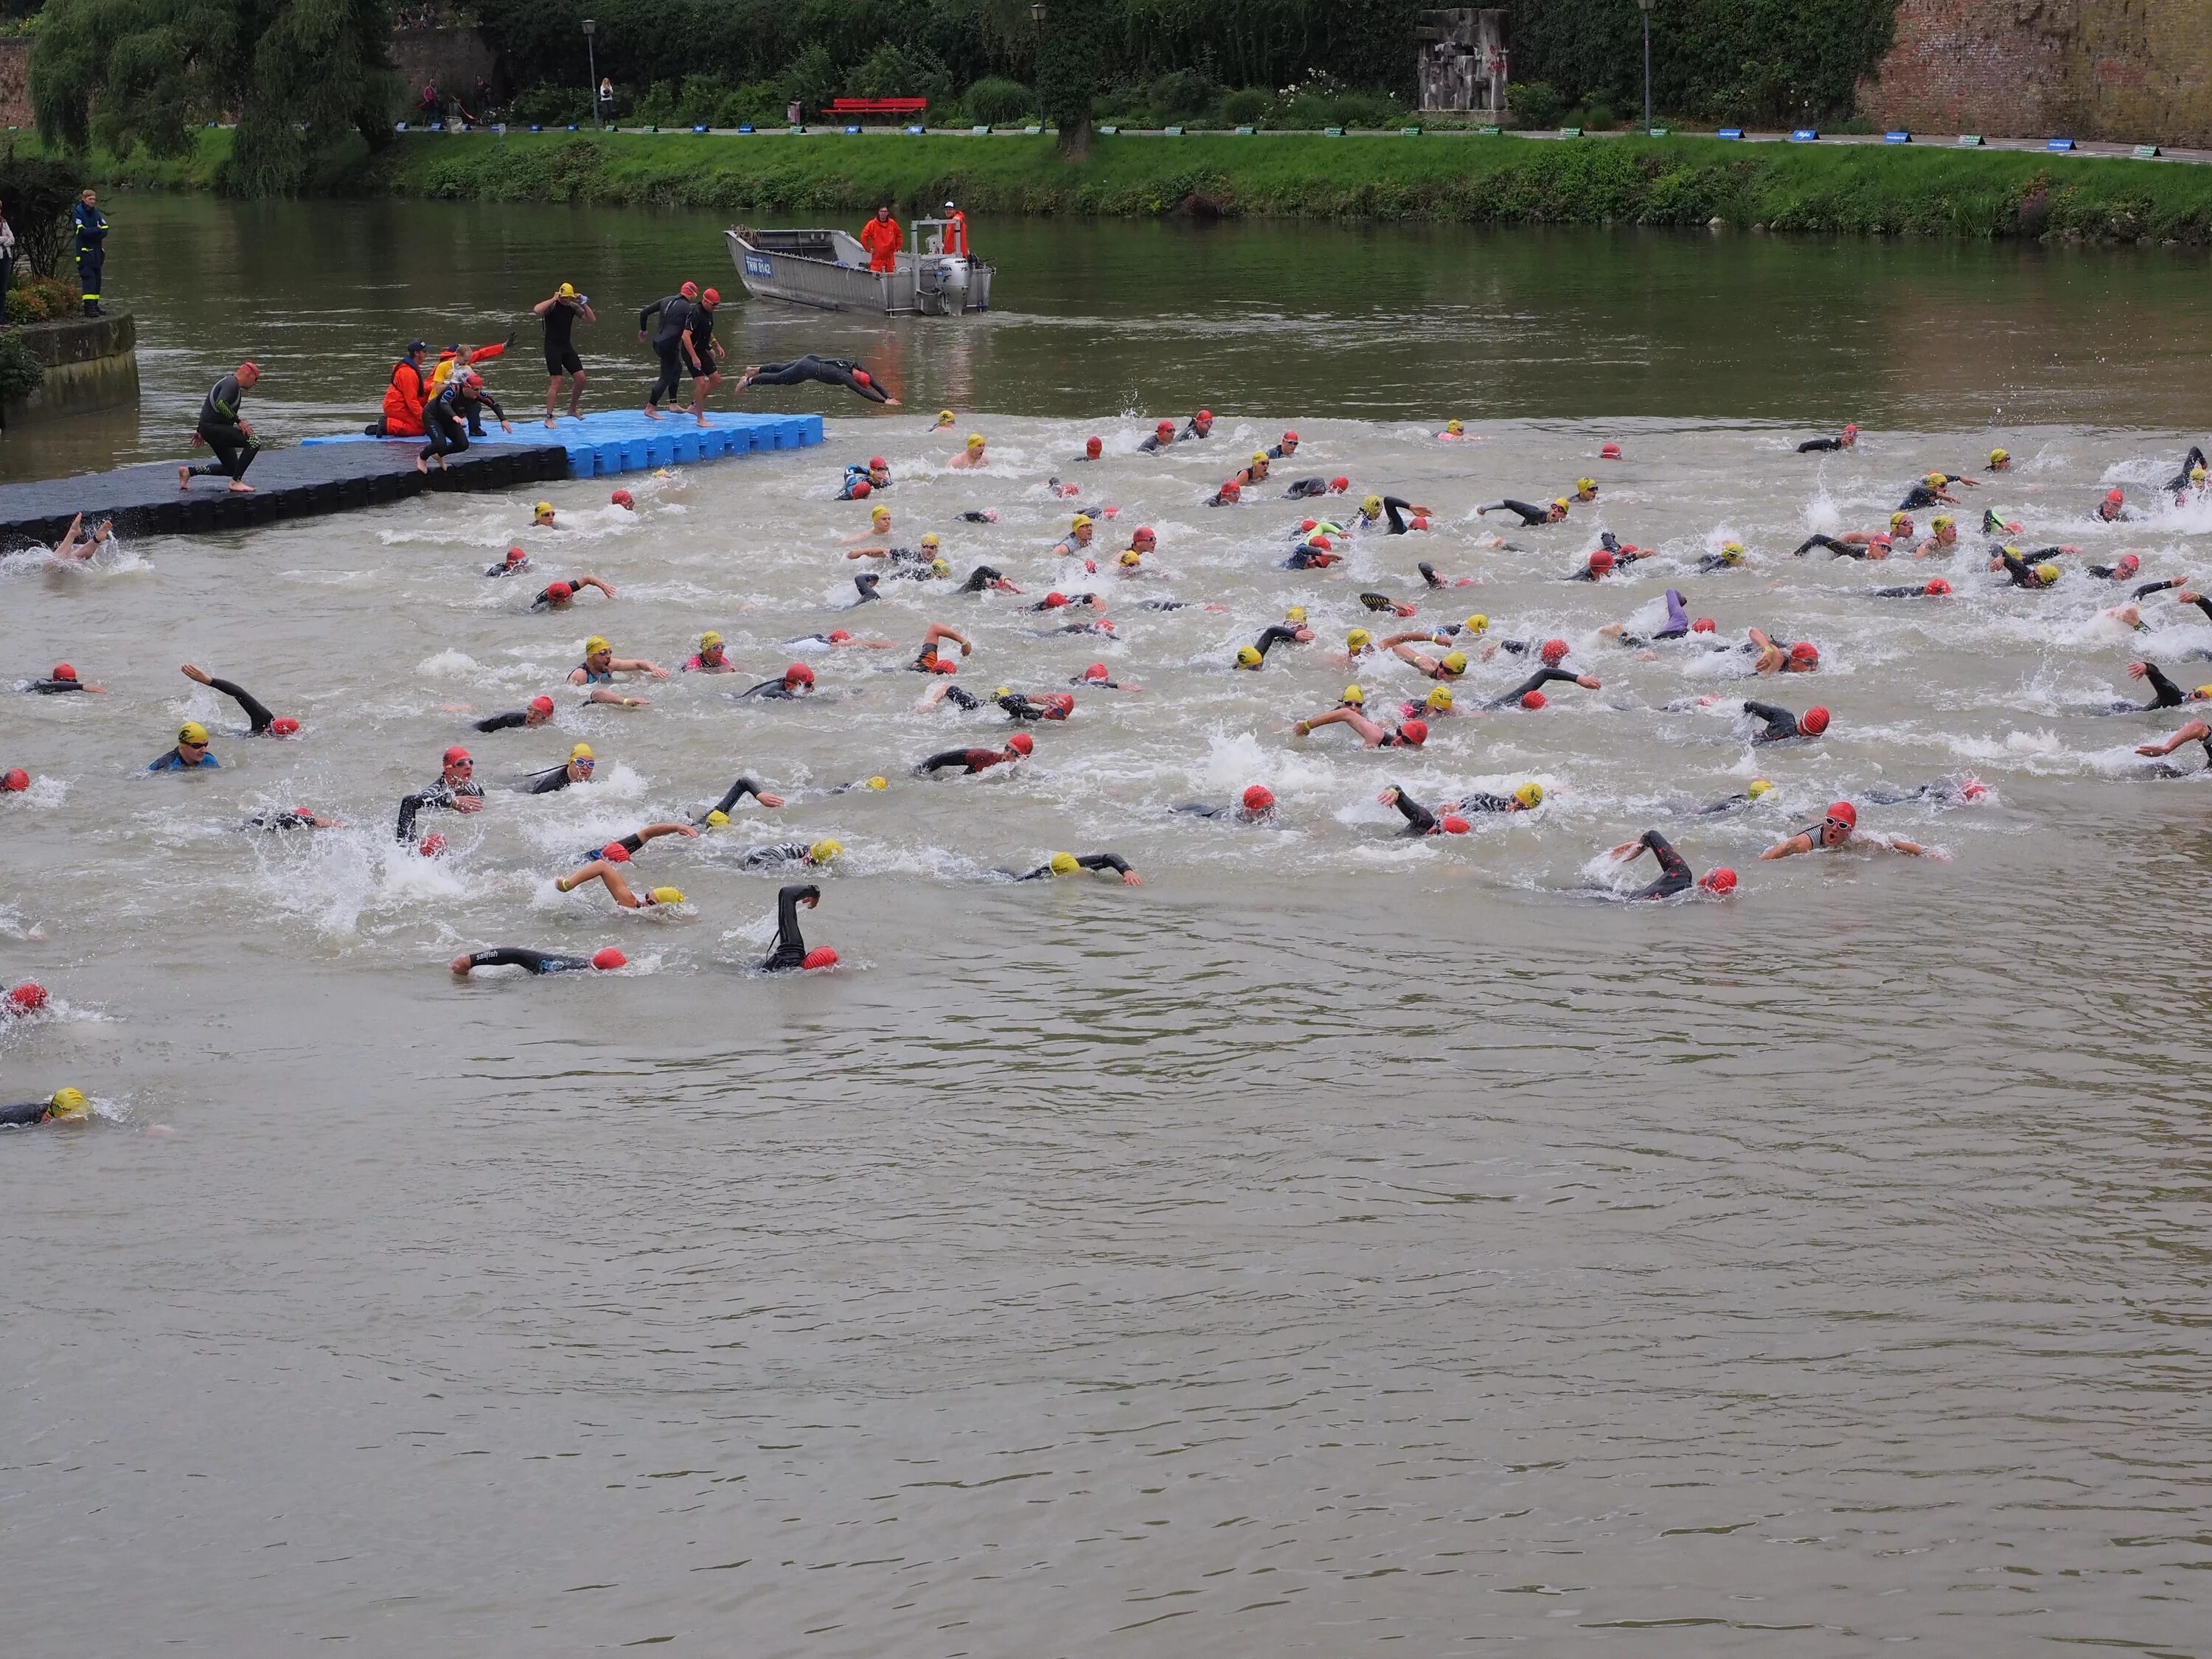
top-left (1860, 0), bottom-right (2212, 147)
top-left (6, 307), bottom-right (140, 421)
top-left (390, 27), bottom-right (501, 109)
top-left (0, 38), bottom-right (31, 132)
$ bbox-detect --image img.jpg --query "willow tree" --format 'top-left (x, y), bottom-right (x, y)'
top-left (32, 0), bottom-right (400, 195)
top-left (1033, 0), bottom-right (1102, 158)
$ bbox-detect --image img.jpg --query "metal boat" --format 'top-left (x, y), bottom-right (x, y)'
top-left (726, 218), bottom-right (994, 316)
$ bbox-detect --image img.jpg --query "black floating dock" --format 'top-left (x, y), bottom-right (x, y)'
top-left (0, 439), bottom-right (571, 549)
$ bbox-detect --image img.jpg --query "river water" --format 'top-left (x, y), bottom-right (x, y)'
top-left (4, 200), bottom-right (2211, 1656)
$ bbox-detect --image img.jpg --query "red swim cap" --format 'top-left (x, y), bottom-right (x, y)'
top-left (868, 456), bottom-right (887, 470)
top-left (1042, 592), bottom-right (1068, 608)
top-left (1197, 408), bottom-right (1212, 420)
top-left (443, 745), bottom-right (471, 765)
top-left (802, 946), bottom-right (839, 970)
top-left (1085, 662), bottom-right (1109, 681)
top-left (1789, 641), bottom-right (1820, 665)
top-left (1843, 422), bottom-right (1858, 435)
top-left (1438, 814), bottom-right (1470, 835)
top-left (1085, 437), bottom-right (1102, 457)
top-left (2117, 554), bottom-right (2140, 575)
top-left (1, 768), bottom-right (28, 791)
top-left (418, 832), bottom-right (447, 858)
top-left (1800, 706), bottom-right (1831, 734)
top-left (849, 479), bottom-right (872, 498)
top-left (827, 630), bottom-right (852, 643)
top-left (1309, 535), bottom-right (1331, 552)
top-left (7, 981), bottom-right (47, 1014)
top-left (932, 658), bottom-right (957, 675)
top-left (1411, 515), bottom-right (1430, 531)
top-left (51, 663), bottom-right (78, 682)
top-left (1330, 476), bottom-right (1349, 491)
top-left (2106, 487), bottom-right (2124, 503)
top-left (611, 489), bottom-right (634, 509)
top-left (1058, 483), bottom-right (1079, 497)
top-left (1925, 579), bottom-right (1952, 595)
top-left (1007, 731), bottom-right (1034, 755)
top-left (1601, 441), bottom-right (1622, 459)
top-left (1300, 518), bottom-right (1318, 533)
top-left (786, 662), bottom-right (816, 686)
top-left (1155, 419), bottom-right (1174, 434)
top-left (681, 281), bottom-right (699, 299)
top-left (1242, 784), bottom-right (1276, 812)
top-left (506, 546), bottom-right (527, 563)
top-left (1540, 639), bottom-right (1569, 665)
top-left (1826, 799), bottom-right (1857, 826)
top-left (1692, 617), bottom-right (1717, 633)
top-left (852, 369), bottom-right (872, 386)
top-left (547, 581), bottom-right (574, 600)
top-left (1589, 549), bottom-right (1614, 569)
top-left (591, 947), bottom-right (627, 970)
top-left (1521, 690), bottom-right (1547, 709)
top-left (1699, 868), bottom-right (1738, 894)
top-left (1398, 718), bottom-right (1428, 745)
top-left (1220, 481), bottom-right (1242, 499)
top-left (702, 287), bottom-right (720, 306)
top-left (602, 842), bottom-right (630, 862)
top-left (530, 694), bottom-right (555, 713)
top-left (1133, 526), bottom-right (1155, 543)
top-left (269, 716), bottom-right (300, 736)
top-left (1044, 692), bottom-right (1076, 716)
top-left (1283, 431), bottom-right (1298, 443)
top-left (238, 360), bottom-right (260, 377)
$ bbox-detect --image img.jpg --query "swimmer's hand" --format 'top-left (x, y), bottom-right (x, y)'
top-left (1607, 841), bottom-right (1643, 860)
top-left (453, 796), bottom-right (484, 814)
top-left (1119, 872), bottom-right (1143, 886)
top-left (756, 792), bottom-right (787, 809)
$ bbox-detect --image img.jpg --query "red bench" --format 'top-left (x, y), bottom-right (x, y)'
top-left (827, 97), bottom-right (929, 117)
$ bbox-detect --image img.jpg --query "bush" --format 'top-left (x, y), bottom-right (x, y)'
top-left (1220, 86), bottom-right (1267, 125)
top-left (0, 150), bottom-right (88, 278)
top-left (509, 83), bottom-right (590, 125)
top-left (781, 44), bottom-right (837, 116)
top-left (4, 273), bottom-right (81, 324)
top-left (1508, 81), bottom-right (1564, 129)
top-left (1150, 67), bottom-right (1216, 121)
top-left (1577, 96), bottom-right (1617, 131)
top-left (714, 80), bottom-right (788, 128)
top-left (964, 75), bottom-right (1032, 126)
top-left (1270, 89), bottom-right (1405, 131)
top-left (0, 328), bottom-right (44, 403)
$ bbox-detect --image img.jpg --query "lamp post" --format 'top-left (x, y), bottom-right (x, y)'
top-left (1637, 0), bottom-right (1653, 136)
top-left (1031, 0), bottom-right (1046, 79)
top-left (582, 18), bottom-right (599, 131)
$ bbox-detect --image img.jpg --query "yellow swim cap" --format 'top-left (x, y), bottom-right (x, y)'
top-left (930, 558), bottom-right (950, 577)
top-left (992, 685), bottom-right (1013, 699)
top-left (1048, 852), bottom-right (1079, 876)
top-left (46, 1088), bottom-right (88, 1119)
top-left (966, 433), bottom-right (985, 448)
top-left (648, 886), bottom-right (684, 906)
top-left (704, 809), bottom-right (731, 827)
top-left (1889, 512), bottom-right (1910, 528)
top-left (1441, 651), bottom-right (1467, 674)
top-left (2196, 467), bottom-right (2208, 483)
top-left (585, 635), bottom-right (612, 655)
top-left (570, 742), bottom-right (594, 762)
top-left (1071, 513), bottom-right (1093, 531)
top-left (866, 776), bottom-right (888, 790)
top-left (936, 408), bottom-right (955, 425)
top-left (920, 532), bottom-right (941, 547)
top-left (1464, 613), bottom-right (1489, 635)
top-left (2036, 563), bottom-right (2061, 584)
top-left (1426, 686), bottom-right (1453, 709)
top-left (1989, 448), bottom-right (2008, 465)
top-left (1342, 684), bottom-right (1365, 704)
top-left (1446, 419), bottom-right (1464, 434)
top-left (535, 500), bottom-right (554, 516)
top-left (2197, 686), bottom-right (2212, 700)
top-left (871, 504), bottom-right (891, 521)
top-left (1746, 779), bottom-right (1774, 800)
top-left (1363, 494), bottom-right (1383, 514)
top-left (178, 720), bottom-right (209, 746)
top-left (809, 839), bottom-right (843, 864)
top-left (1932, 514), bottom-right (1954, 529)
top-left (1577, 476), bottom-right (1597, 492)
top-left (1551, 496), bottom-right (1571, 511)
top-left (1721, 541), bottom-right (1746, 562)
top-left (1252, 451), bottom-right (1269, 466)
top-left (1285, 605), bottom-right (1307, 623)
top-left (1347, 627), bottom-right (1372, 650)
top-left (1513, 782), bottom-right (1545, 808)
top-left (1235, 644), bottom-right (1263, 667)
top-left (1119, 549), bottom-right (1142, 566)
top-left (1924, 472), bottom-right (1945, 487)
top-left (700, 630), bottom-right (723, 649)
top-left (558, 282), bottom-right (577, 297)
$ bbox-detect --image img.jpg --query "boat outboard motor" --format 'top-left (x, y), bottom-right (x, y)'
top-left (937, 256), bottom-right (972, 313)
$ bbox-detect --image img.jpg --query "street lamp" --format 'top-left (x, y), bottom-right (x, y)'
top-left (1637, 0), bottom-right (1654, 136)
top-left (1031, 3), bottom-right (1046, 20)
top-left (582, 18), bottom-right (599, 131)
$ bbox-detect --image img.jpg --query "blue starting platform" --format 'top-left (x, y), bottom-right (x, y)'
top-left (301, 408), bottom-right (823, 479)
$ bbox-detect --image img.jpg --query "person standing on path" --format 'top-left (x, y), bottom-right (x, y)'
top-left (72, 188), bottom-right (108, 317)
top-left (0, 204), bottom-right (16, 319)
top-left (860, 205), bottom-right (902, 274)
top-left (178, 362), bottom-right (261, 493)
top-left (533, 284), bottom-right (596, 426)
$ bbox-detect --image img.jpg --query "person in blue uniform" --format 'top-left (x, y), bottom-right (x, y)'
top-left (72, 188), bottom-right (108, 316)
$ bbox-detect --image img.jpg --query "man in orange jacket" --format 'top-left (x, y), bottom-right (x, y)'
top-left (375, 340), bottom-right (429, 438)
top-left (859, 204), bottom-right (901, 274)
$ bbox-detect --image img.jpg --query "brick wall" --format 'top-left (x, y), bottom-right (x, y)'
top-left (0, 38), bottom-right (31, 133)
top-left (1860, 0), bottom-right (2212, 147)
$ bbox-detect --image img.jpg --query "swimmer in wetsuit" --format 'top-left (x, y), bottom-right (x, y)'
top-left (695, 773), bottom-right (787, 823)
top-left (1860, 775), bottom-right (1989, 807)
top-left (1599, 588), bottom-right (1691, 648)
top-left (1738, 700), bottom-right (1829, 742)
top-left (1997, 551), bottom-right (2061, 589)
top-left (530, 574), bottom-right (615, 611)
top-left (1792, 533), bottom-right (1885, 560)
top-left (735, 355), bottom-right (897, 405)
top-left (1237, 622), bottom-right (1313, 668)
top-left (956, 564), bottom-right (1023, 594)
top-left (1700, 541), bottom-right (1750, 573)
top-left (1743, 630), bottom-right (1820, 675)
top-left (1487, 667), bottom-right (1601, 709)
top-left (1761, 799), bottom-right (1927, 859)
top-left (243, 807), bottom-right (340, 831)
top-left (1870, 578), bottom-right (1954, 598)
top-left (1292, 709), bottom-right (1427, 748)
top-left (147, 720), bottom-right (220, 771)
top-left (1606, 830), bottom-right (1697, 898)
top-left (1136, 418), bottom-right (1176, 453)
top-left (929, 684), bottom-right (1076, 721)
top-left (485, 546), bottom-right (533, 577)
top-left (738, 838), bottom-right (841, 870)
top-left (2085, 554), bottom-right (2142, 583)
top-left (2163, 445), bottom-right (2208, 493)
top-left (740, 663), bottom-right (818, 700)
top-left (2104, 661), bottom-right (2211, 712)
top-left (568, 637), bottom-right (668, 699)
top-left (476, 695), bottom-right (558, 731)
top-left (1281, 535), bottom-right (1339, 570)
top-left (909, 623), bottom-right (973, 673)
top-left (1354, 493), bottom-right (1433, 535)
top-left (395, 745), bottom-right (484, 839)
top-left (529, 743), bottom-right (599, 793)
top-left (1176, 784), bottom-right (1278, 824)
top-left (761, 883), bottom-right (825, 970)
top-left (450, 945), bottom-right (627, 976)
top-left (918, 732), bottom-right (1032, 773)
top-left (1694, 779), bottom-right (1775, 814)
top-left (1284, 475), bottom-right (1350, 500)
top-left (1015, 851), bottom-right (1141, 885)
top-left (554, 846), bottom-right (684, 909)
top-left (0, 1088), bottom-right (91, 1127)
top-left (22, 664), bottom-right (105, 693)
top-left (1476, 496), bottom-right (1568, 526)
top-left (1797, 423), bottom-right (1859, 453)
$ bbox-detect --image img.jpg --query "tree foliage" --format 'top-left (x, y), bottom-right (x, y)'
top-left (30, 0), bottom-right (400, 193)
top-left (0, 147), bottom-right (91, 276)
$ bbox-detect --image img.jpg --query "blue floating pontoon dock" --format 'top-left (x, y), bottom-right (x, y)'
top-left (302, 408), bottom-right (823, 479)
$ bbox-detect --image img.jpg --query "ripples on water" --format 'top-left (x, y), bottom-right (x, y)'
top-left (6, 210), bottom-right (2212, 1650)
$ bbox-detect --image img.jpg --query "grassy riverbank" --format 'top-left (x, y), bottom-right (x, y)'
top-left (82, 128), bottom-right (2212, 243)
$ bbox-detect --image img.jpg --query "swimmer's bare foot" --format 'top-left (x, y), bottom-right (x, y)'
top-left (883, 396), bottom-right (901, 406)
top-left (228, 481), bottom-right (256, 493)
top-left (642, 403), bottom-right (661, 420)
top-left (735, 366), bottom-right (759, 390)
top-left (543, 415), bottom-right (557, 428)
top-left (178, 467), bottom-right (192, 490)
top-left (414, 455), bottom-right (429, 474)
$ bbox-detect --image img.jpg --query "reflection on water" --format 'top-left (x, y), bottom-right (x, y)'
top-left (3, 199), bottom-right (2211, 1654)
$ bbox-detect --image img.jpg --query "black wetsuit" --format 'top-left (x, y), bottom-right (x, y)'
top-left (639, 294), bottom-right (695, 406)
top-left (529, 766), bottom-right (585, 795)
top-left (957, 565), bottom-right (1007, 594)
top-left (2118, 664), bottom-right (2186, 711)
top-left (1174, 801), bottom-right (1263, 821)
top-left (2085, 562), bottom-right (2136, 580)
top-left (243, 808), bottom-right (319, 831)
top-left (194, 675), bottom-right (277, 734)
top-left (1281, 546), bottom-right (1336, 570)
top-left (1284, 477), bottom-right (1332, 499)
top-left (1627, 830), bottom-right (1693, 900)
top-left (1744, 700), bottom-right (1806, 742)
top-left (1178, 419), bottom-right (1208, 441)
top-left (1017, 852), bottom-right (1133, 880)
top-left (1871, 583), bottom-right (1941, 597)
top-left (395, 780), bottom-right (482, 841)
top-left (464, 947), bottom-right (596, 975)
top-left (1383, 789), bottom-right (1445, 835)
top-left (2133, 577), bottom-right (2183, 601)
top-left (485, 557), bottom-right (530, 577)
top-left (542, 296), bottom-right (583, 377)
top-left (1374, 495), bottom-right (1419, 535)
top-left (684, 304), bottom-right (717, 384)
top-left (1481, 499), bottom-right (1551, 526)
top-left (24, 678), bottom-right (89, 694)
top-left (1793, 534), bottom-right (1869, 560)
top-left (1488, 667), bottom-right (1585, 709)
top-left (422, 380), bottom-right (504, 463)
top-left (474, 709), bottom-right (542, 731)
top-left (1697, 790), bottom-right (1759, 815)
top-left (0, 1099), bottom-right (58, 1127)
top-left (747, 355), bottom-right (889, 403)
top-left (943, 687), bottom-right (1059, 721)
top-left (1027, 594), bottom-right (1099, 613)
top-left (851, 573), bottom-right (880, 604)
top-left (531, 579), bottom-right (591, 611)
top-left (2000, 552), bottom-right (2053, 589)
top-left (1899, 484), bottom-right (1947, 510)
top-left (1797, 435), bottom-right (1848, 453)
top-left (2163, 445), bottom-right (2207, 493)
top-left (1357, 592), bottom-right (1401, 613)
top-left (186, 372), bottom-right (256, 482)
top-left (1251, 624), bottom-right (1304, 661)
top-left (699, 775), bottom-right (773, 821)
top-left (762, 883), bottom-right (821, 970)
top-left (1699, 551), bottom-right (1746, 572)
top-left (919, 746), bottom-right (1014, 775)
top-left (740, 843), bottom-right (811, 869)
top-left (740, 677), bottom-right (804, 700)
